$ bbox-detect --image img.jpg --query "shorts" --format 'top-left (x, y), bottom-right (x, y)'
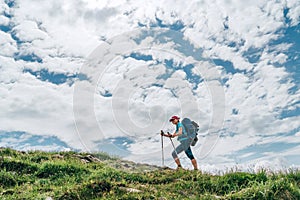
top-left (171, 138), bottom-right (195, 160)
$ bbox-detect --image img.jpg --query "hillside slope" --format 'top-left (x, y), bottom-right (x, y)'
top-left (0, 148), bottom-right (300, 199)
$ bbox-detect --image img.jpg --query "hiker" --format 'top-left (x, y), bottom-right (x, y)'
top-left (162, 115), bottom-right (198, 170)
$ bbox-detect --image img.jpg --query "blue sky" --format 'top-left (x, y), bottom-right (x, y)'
top-left (0, 0), bottom-right (299, 170)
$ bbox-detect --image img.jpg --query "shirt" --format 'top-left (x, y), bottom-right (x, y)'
top-left (176, 122), bottom-right (188, 141)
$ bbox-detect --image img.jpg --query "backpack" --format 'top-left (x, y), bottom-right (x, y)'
top-left (182, 118), bottom-right (199, 146)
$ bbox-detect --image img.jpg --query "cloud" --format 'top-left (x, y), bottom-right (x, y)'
top-left (286, 0), bottom-right (300, 26)
top-left (0, 131), bottom-right (72, 152)
top-left (0, 0), bottom-right (9, 15)
top-left (0, 31), bottom-right (17, 56)
top-left (12, 20), bottom-right (48, 42)
top-left (0, 15), bottom-right (9, 26)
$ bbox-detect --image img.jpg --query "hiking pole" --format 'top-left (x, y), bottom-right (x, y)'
top-left (167, 132), bottom-right (179, 158)
top-left (160, 130), bottom-right (164, 167)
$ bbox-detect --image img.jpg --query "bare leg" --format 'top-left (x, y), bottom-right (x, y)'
top-left (174, 158), bottom-right (182, 169)
top-left (191, 159), bottom-right (198, 170)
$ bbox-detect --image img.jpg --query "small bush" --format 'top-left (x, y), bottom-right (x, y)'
top-left (58, 191), bottom-right (80, 200)
top-left (229, 177), bottom-right (300, 199)
top-left (81, 180), bottom-right (112, 197)
top-left (0, 171), bottom-right (17, 187)
top-left (0, 148), bottom-right (18, 157)
top-left (58, 180), bottom-right (111, 199)
top-left (255, 171), bottom-right (268, 183)
top-left (0, 159), bottom-right (38, 174)
top-left (92, 167), bottom-right (124, 182)
top-left (36, 162), bottom-right (88, 179)
top-left (30, 155), bottom-right (49, 163)
top-left (286, 170), bottom-right (300, 183)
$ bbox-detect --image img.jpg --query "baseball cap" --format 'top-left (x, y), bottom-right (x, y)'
top-left (169, 115), bottom-right (180, 122)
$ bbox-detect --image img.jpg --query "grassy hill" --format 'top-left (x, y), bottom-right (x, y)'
top-left (0, 148), bottom-right (300, 199)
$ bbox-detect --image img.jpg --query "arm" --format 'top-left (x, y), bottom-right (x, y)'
top-left (170, 127), bottom-right (183, 138)
top-left (174, 127), bottom-right (183, 137)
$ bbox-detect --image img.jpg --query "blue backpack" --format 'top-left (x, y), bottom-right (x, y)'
top-left (182, 118), bottom-right (199, 146)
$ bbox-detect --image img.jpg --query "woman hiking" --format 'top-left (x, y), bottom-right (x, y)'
top-left (161, 115), bottom-right (198, 170)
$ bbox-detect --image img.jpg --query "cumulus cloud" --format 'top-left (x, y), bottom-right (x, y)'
top-left (0, 31), bottom-right (17, 56)
top-left (12, 20), bottom-right (48, 42)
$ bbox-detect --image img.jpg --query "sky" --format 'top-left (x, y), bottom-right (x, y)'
top-left (0, 0), bottom-right (299, 171)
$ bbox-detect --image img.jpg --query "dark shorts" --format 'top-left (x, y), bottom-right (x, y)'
top-left (172, 138), bottom-right (195, 160)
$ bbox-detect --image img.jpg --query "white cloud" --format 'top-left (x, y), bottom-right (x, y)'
top-left (0, 31), bottom-right (17, 56)
top-left (286, 0), bottom-right (300, 26)
top-left (0, 56), bottom-right (23, 83)
top-left (0, 0), bottom-right (9, 15)
top-left (11, 0), bottom-right (116, 59)
top-left (12, 20), bottom-right (48, 42)
top-left (0, 72), bottom-right (83, 148)
top-left (0, 15), bottom-right (9, 25)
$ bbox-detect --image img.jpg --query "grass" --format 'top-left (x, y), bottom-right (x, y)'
top-left (0, 147), bottom-right (299, 199)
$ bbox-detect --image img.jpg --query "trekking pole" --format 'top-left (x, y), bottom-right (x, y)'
top-left (160, 130), bottom-right (164, 167)
top-left (167, 132), bottom-right (179, 158)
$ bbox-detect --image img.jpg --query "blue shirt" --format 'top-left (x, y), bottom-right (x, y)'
top-left (176, 122), bottom-right (188, 141)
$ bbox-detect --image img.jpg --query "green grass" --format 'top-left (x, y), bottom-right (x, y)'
top-left (0, 147), bottom-right (299, 199)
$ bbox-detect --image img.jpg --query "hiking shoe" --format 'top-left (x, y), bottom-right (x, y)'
top-left (176, 165), bottom-right (182, 170)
